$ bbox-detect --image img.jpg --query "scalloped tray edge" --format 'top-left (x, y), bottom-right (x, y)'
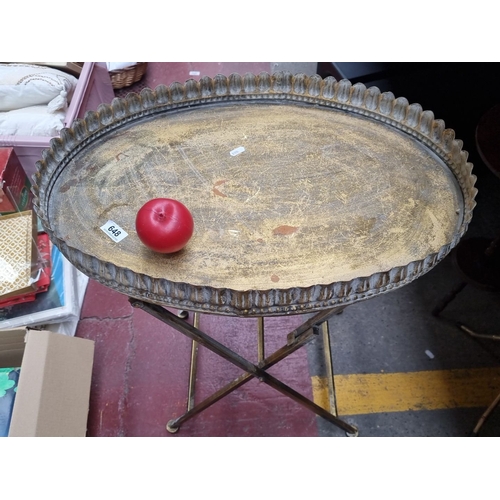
top-left (31, 72), bottom-right (477, 316)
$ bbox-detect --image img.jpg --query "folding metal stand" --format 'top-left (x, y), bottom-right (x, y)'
top-left (129, 298), bottom-right (358, 436)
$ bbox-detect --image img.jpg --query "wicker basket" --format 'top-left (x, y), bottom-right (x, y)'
top-left (109, 62), bottom-right (148, 90)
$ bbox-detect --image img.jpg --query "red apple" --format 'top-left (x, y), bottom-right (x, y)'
top-left (135, 198), bottom-right (194, 253)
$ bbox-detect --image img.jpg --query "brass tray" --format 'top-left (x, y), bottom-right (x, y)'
top-left (32, 73), bottom-right (477, 316)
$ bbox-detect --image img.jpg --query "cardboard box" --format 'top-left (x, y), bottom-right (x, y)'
top-left (0, 147), bottom-right (33, 215)
top-left (0, 328), bottom-right (94, 437)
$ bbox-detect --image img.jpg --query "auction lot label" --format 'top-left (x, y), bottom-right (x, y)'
top-left (100, 220), bottom-right (128, 242)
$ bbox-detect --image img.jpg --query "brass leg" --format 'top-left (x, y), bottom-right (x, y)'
top-left (166, 322), bottom-right (320, 431)
top-left (167, 312), bottom-right (199, 433)
top-left (472, 391), bottom-right (500, 436)
top-left (257, 317), bottom-right (265, 364)
top-left (187, 313), bottom-right (200, 411)
top-left (458, 323), bottom-right (500, 341)
top-left (130, 299), bottom-right (357, 435)
top-left (322, 321), bottom-right (338, 417)
top-left (321, 320), bottom-right (358, 436)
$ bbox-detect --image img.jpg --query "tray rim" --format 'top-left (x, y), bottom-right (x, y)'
top-left (31, 72), bottom-right (477, 317)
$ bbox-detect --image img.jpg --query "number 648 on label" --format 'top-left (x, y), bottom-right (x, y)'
top-left (100, 220), bottom-right (128, 242)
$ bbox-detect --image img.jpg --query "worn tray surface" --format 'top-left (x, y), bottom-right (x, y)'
top-left (49, 103), bottom-right (460, 289)
top-left (34, 74), bottom-right (476, 315)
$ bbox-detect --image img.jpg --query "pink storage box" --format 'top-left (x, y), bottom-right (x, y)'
top-left (0, 62), bottom-right (115, 179)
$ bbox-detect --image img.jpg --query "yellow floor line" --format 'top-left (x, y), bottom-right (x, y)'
top-left (311, 367), bottom-right (500, 416)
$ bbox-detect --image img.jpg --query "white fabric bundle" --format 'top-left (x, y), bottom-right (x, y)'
top-left (0, 63), bottom-right (79, 113)
top-left (0, 105), bottom-right (67, 136)
top-left (106, 62), bottom-right (137, 71)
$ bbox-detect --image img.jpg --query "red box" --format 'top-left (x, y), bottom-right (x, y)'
top-left (0, 148), bottom-right (33, 215)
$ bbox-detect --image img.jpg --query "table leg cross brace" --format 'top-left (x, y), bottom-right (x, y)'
top-left (130, 299), bottom-right (357, 436)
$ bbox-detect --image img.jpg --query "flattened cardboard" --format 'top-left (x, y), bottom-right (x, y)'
top-left (0, 328), bottom-right (25, 367)
top-left (0, 328), bottom-right (94, 437)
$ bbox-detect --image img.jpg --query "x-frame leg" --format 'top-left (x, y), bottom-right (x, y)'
top-left (129, 298), bottom-right (358, 436)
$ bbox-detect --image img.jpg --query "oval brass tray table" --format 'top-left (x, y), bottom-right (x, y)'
top-left (33, 73), bottom-right (477, 435)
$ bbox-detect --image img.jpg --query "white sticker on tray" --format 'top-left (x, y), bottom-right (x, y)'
top-left (230, 146), bottom-right (245, 157)
top-left (100, 220), bottom-right (128, 242)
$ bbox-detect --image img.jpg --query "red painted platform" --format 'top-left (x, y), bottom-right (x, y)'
top-left (77, 280), bottom-right (319, 436)
top-left (76, 62), bottom-right (320, 437)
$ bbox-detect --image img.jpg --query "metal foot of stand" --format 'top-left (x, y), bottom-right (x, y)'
top-left (321, 319), bottom-right (358, 437)
top-left (471, 392), bottom-right (500, 436)
top-left (130, 298), bottom-right (357, 436)
top-left (458, 323), bottom-right (500, 342)
top-left (166, 420), bottom-right (180, 434)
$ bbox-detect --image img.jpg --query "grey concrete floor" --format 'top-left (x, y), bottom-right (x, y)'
top-left (308, 248), bottom-right (500, 436)
top-left (304, 63), bottom-right (500, 437)
top-left (307, 154), bottom-right (500, 437)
